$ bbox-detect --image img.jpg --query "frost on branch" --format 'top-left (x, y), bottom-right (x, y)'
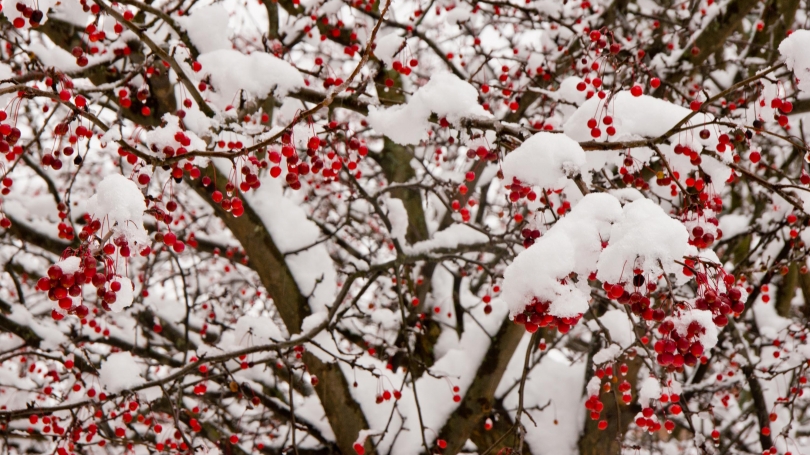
top-left (779, 30), bottom-right (810, 94)
top-left (367, 72), bottom-right (491, 145)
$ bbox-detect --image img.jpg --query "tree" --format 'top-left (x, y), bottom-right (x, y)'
top-left (0, 0), bottom-right (809, 453)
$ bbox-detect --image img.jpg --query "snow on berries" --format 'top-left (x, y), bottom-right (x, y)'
top-left (504, 193), bottom-right (623, 330)
top-left (501, 132), bottom-right (587, 190)
top-left (595, 198), bottom-right (691, 286)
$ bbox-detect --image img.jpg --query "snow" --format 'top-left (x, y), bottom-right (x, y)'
top-left (638, 376), bottom-right (661, 407)
top-left (55, 256), bottom-right (81, 274)
top-left (502, 232), bottom-right (589, 318)
top-left (596, 198), bottom-right (691, 285)
top-left (82, 174), bottom-right (149, 247)
top-left (375, 33), bottom-right (404, 65)
top-left (586, 376), bottom-right (602, 397)
top-left (7, 306), bottom-right (67, 349)
top-left (407, 224), bottom-right (488, 254)
top-left (367, 72), bottom-right (491, 145)
top-left (565, 91), bottom-right (696, 142)
top-left (109, 277), bottom-right (135, 313)
top-left (99, 352), bottom-right (146, 393)
top-left (233, 315), bottom-right (283, 346)
top-left (501, 132), bottom-right (587, 189)
top-left (503, 193), bottom-right (622, 317)
top-left (597, 309), bottom-right (635, 348)
top-left (326, 277), bottom-right (507, 455)
top-left (176, 4), bottom-right (232, 53)
top-left (232, 160), bottom-right (337, 320)
top-left (779, 30), bottom-right (810, 94)
top-left (593, 344), bottom-right (622, 364)
top-left (197, 50), bottom-right (305, 110)
top-left (501, 348), bottom-right (586, 455)
top-left (385, 198), bottom-right (408, 241)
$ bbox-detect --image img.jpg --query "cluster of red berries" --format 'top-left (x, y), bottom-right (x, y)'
top-left (465, 145), bottom-right (499, 162)
top-left (689, 224), bottom-right (718, 249)
top-left (635, 395), bottom-right (681, 434)
top-left (619, 165), bottom-right (650, 190)
top-left (391, 58), bottom-right (418, 76)
top-left (1, 175), bottom-right (13, 196)
top-left (83, 23), bottom-right (108, 44)
top-left (603, 275), bottom-right (666, 321)
top-left (375, 389), bottom-right (402, 403)
top-left (586, 29), bottom-right (623, 54)
top-left (200, 177), bottom-right (245, 217)
top-left (322, 76), bottom-right (346, 89)
top-left (767, 98), bottom-right (793, 127)
top-left (654, 319), bottom-right (706, 370)
top-left (0, 114), bottom-right (24, 161)
top-left (37, 257), bottom-right (96, 320)
top-left (505, 178), bottom-right (537, 203)
top-left (585, 394), bottom-right (605, 421)
top-left (693, 285), bottom-right (744, 326)
top-left (653, 170), bottom-right (674, 187)
top-left (11, 3), bottom-right (44, 28)
top-left (585, 115), bottom-right (617, 138)
top-left (70, 45), bottom-right (90, 67)
top-left (586, 365), bottom-right (635, 430)
top-left (673, 143), bottom-right (703, 165)
top-left (520, 227), bottom-right (541, 248)
top-left (513, 297), bottom-right (582, 333)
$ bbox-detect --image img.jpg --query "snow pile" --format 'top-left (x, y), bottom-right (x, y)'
top-left (407, 224), bottom-right (488, 254)
top-left (504, 194), bottom-right (691, 322)
top-left (779, 30), bottom-right (810, 94)
top-left (565, 92), bottom-right (694, 141)
top-left (638, 376), bottom-right (661, 407)
top-left (83, 174), bottom-right (148, 247)
top-left (176, 4), bottom-right (232, 53)
top-left (593, 344), bottom-right (622, 364)
top-left (596, 198), bottom-right (691, 285)
top-left (99, 352), bottom-right (145, 393)
top-left (501, 349), bottom-right (586, 455)
top-left (28, 41), bottom-right (114, 73)
top-left (374, 33), bottom-right (404, 65)
top-left (234, 161), bottom-right (337, 319)
top-left (367, 72), bottom-right (491, 145)
top-left (109, 277), bottom-right (134, 313)
top-left (385, 198), bottom-right (408, 241)
top-left (503, 193), bottom-right (622, 318)
top-left (501, 132), bottom-right (587, 189)
top-left (197, 50), bottom-right (305, 110)
top-left (54, 256), bottom-right (82, 274)
top-left (597, 309), bottom-right (635, 347)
